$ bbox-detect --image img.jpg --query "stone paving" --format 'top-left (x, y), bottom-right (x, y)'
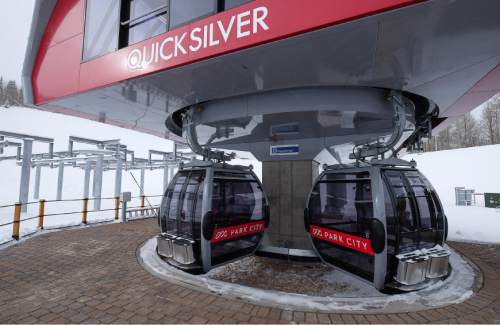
top-left (0, 219), bottom-right (499, 324)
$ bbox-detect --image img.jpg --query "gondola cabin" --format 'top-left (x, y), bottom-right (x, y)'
top-left (157, 161), bottom-right (269, 273)
top-left (305, 158), bottom-right (449, 291)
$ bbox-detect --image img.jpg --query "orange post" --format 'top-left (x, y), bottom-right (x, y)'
top-left (140, 195), bottom-right (145, 216)
top-left (12, 203), bottom-right (21, 240)
top-left (82, 198), bottom-right (89, 224)
top-left (38, 200), bottom-right (46, 229)
top-left (114, 197), bottom-right (120, 220)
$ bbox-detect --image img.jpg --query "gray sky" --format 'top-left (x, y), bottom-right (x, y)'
top-left (0, 0), bottom-right (35, 84)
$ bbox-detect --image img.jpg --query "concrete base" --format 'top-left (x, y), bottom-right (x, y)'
top-left (261, 160), bottom-right (319, 250)
top-left (141, 238), bottom-right (478, 313)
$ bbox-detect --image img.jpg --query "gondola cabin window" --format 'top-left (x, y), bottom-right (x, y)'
top-left (309, 172), bottom-right (373, 236)
top-left (210, 174), bottom-right (265, 265)
top-left (166, 172), bottom-right (187, 233)
top-left (308, 172), bottom-right (375, 280)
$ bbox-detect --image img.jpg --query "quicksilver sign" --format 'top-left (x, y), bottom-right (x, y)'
top-left (127, 6), bottom-right (269, 70)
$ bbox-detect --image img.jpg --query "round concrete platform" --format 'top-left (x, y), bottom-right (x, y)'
top-left (0, 218), bottom-right (499, 324)
top-left (139, 238), bottom-right (478, 313)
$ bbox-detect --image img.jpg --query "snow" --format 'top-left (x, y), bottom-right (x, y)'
top-left (405, 145), bottom-right (500, 205)
top-left (0, 106), bottom-right (258, 244)
top-left (406, 146), bottom-right (500, 244)
top-left (139, 238), bottom-right (476, 313)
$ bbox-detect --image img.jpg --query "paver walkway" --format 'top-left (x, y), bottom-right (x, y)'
top-left (0, 219), bottom-right (499, 324)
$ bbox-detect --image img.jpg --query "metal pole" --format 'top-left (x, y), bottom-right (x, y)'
top-left (140, 168), bottom-right (145, 196)
top-left (34, 165), bottom-right (41, 199)
top-left (19, 138), bottom-right (33, 213)
top-left (168, 165), bottom-right (175, 184)
top-left (38, 200), bottom-right (45, 229)
top-left (93, 155), bottom-right (103, 211)
top-left (114, 156), bottom-right (123, 198)
top-left (82, 198), bottom-right (88, 224)
top-left (12, 203), bottom-right (21, 240)
top-left (56, 162), bottom-right (64, 200)
top-left (83, 160), bottom-right (92, 199)
top-left (120, 199), bottom-right (127, 222)
top-left (115, 197), bottom-right (120, 220)
top-left (163, 161), bottom-right (169, 194)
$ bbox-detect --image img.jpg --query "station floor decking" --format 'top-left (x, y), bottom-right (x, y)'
top-left (0, 219), bottom-right (499, 324)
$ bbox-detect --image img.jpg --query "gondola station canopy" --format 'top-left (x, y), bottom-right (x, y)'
top-left (23, 0), bottom-right (500, 292)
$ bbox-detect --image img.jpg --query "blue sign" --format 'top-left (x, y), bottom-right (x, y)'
top-left (270, 144), bottom-right (300, 156)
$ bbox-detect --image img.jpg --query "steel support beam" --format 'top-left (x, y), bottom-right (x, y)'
top-left (114, 155), bottom-right (123, 198)
top-left (19, 138), bottom-right (33, 213)
top-left (93, 155), bottom-right (103, 211)
top-left (168, 165), bottom-right (175, 185)
top-left (34, 165), bottom-right (41, 199)
top-left (163, 162), bottom-right (169, 194)
top-left (83, 160), bottom-right (92, 199)
top-left (56, 162), bottom-right (64, 200)
top-left (140, 168), bottom-right (145, 196)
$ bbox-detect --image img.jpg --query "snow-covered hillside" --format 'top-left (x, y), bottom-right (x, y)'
top-left (406, 146), bottom-right (500, 244)
top-left (406, 145), bottom-right (500, 205)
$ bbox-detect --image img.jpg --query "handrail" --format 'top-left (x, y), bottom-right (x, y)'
top-left (0, 194), bottom-right (163, 240)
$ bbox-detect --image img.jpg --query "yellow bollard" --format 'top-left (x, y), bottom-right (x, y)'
top-left (82, 198), bottom-right (89, 224)
top-left (38, 200), bottom-right (46, 229)
top-left (140, 195), bottom-right (145, 216)
top-left (12, 203), bottom-right (21, 240)
top-left (114, 197), bottom-right (120, 220)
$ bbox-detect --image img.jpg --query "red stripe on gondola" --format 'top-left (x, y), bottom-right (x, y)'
top-left (211, 220), bottom-right (265, 243)
top-left (310, 225), bottom-right (375, 256)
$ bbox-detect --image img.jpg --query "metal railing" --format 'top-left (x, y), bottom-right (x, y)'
top-left (0, 194), bottom-right (162, 243)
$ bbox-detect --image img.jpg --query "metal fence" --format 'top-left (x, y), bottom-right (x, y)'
top-left (455, 187), bottom-right (475, 206)
top-left (0, 194), bottom-right (162, 243)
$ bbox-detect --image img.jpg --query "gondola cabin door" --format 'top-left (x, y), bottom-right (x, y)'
top-left (305, 168), bottom-right (388, 289)
top-left (201, 168), bottom-right (268, 272)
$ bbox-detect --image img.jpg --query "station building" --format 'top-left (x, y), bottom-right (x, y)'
top-left (23, 0), bottom-right (500, 290)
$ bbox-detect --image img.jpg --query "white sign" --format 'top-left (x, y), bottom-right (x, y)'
top-left (270, 144), bottom-right (300, 156)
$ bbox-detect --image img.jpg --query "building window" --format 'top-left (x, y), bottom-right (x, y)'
top-left (169, 0), bottom-right (216, 29)
top-left (83, 0), bottom-right (255, 60)
top-left (223, 0), bottom-right (252, 10)
top-left (120, 0), bottom-right (169, 46)
top-left (83, 0), bottom-right (120, 61)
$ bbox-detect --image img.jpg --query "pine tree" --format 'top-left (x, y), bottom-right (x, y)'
top-left (18, 87), bottom-right (24, 105)
top-left (5, 80), bottom-right (19, 106)
top-left (0, 77), bottom-right (4, 105)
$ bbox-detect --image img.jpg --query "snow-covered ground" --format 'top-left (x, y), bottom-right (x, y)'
top-left (1, 106), bottom-right (499, 245)
top-left (0, 106), bottom-right (257, 244)
top-left (406, 145), bottom-right (500, 244)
